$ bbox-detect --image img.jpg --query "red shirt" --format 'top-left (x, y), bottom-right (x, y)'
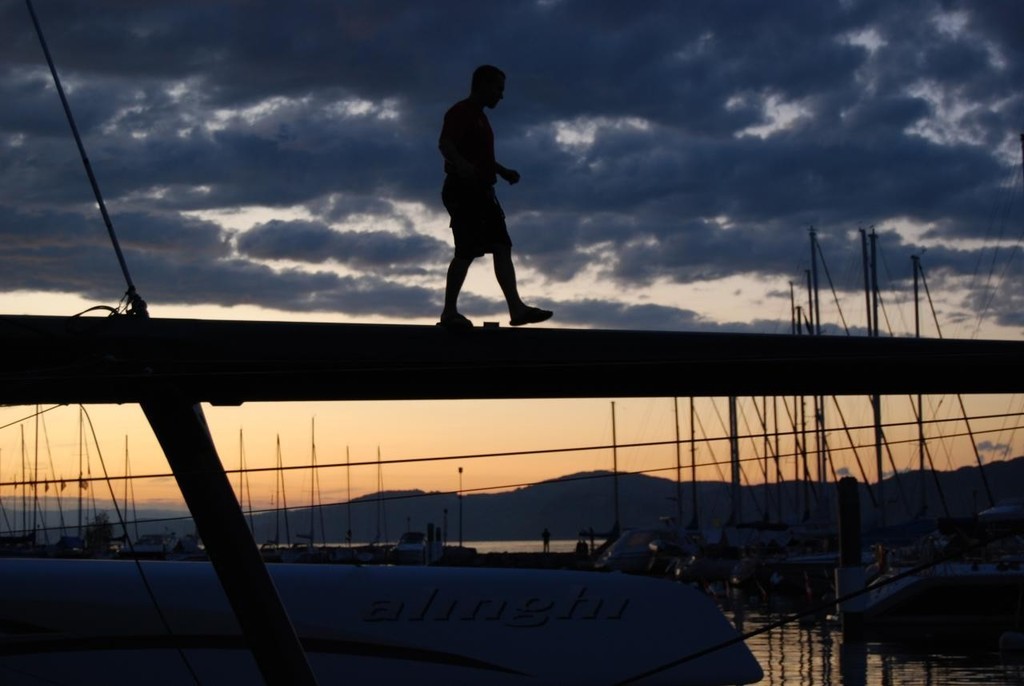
top-left (440, 98), bottom-right (496, 185)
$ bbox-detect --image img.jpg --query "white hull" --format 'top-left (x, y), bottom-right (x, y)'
top-left (863, 559), bottom-right (1024, 639)
top-left (0, 558), bottom-right (761, 685)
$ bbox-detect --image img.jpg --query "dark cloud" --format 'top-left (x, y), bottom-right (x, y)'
top-left (0, 1), bottom-right (1020, 332)
top-left (237, 219), bottom-right (449, 276)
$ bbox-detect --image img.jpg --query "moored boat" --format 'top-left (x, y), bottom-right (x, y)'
top-left (862, 530), bottom-right (1024, 641)
top-left (0, 557), bottom-right (763, 685)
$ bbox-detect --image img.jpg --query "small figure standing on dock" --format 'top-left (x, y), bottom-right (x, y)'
top-left (437, 64), bottom-right (553, 329)
top-left (542, 527), bottom-right (551, 553)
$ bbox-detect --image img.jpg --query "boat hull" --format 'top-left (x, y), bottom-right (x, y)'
top-left (0, 558), bottom-right (762, 685)
top-left (864, 562), bottom-right (1024, 641)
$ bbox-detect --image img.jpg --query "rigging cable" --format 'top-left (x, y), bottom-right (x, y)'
top-left (80, 406), bottom-right (200, 685)
top-left (5, 410), bottom-right (1021, 497)
top-left (12, 409), bottom-right (1024, 544)
top-left (916, 258), bottom-right (996, 507)
top-left (968, 145), bottom-right (1024, 339)
top-left (812, 236), bottom-right (851, 334)
top-left (25, 0), bottom-right (147, 318)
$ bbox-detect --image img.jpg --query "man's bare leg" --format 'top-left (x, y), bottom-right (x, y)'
top-left (492, 246), bottom-right (526, 314)
top-left (441, 256), bottom-right (473, 321)
top-left (494, 247), bottom-right (553, 325)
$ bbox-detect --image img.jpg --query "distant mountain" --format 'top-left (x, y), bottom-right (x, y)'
top-left (238, 455), bottom-right (1024, 545)
top-left (27, 456), bottom-right (1024, 546)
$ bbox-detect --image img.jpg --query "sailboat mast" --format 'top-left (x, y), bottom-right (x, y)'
top-left (309, 419), bottom-right (315, 545)
top-left (611, 401), bottom-right (620, 533)
top-left (809, 227), bottom-right (821, 335)
top-left (761, 396), bottom-right (771, 522)
top-left (238, 428), bottom-right (255, 535)
top-left (868, 228), bottom-right (885, 526)
top-left (274, 435), bottom-right (290, 545)
top-left (809, 230), bottom-right (829, 489)
top-left (799, 395), bottom-right (809, 520)
top-left (689, 397), bottom-right (698, 530)
top-left (376, 447), bottom-right (387, 545)
top-left (773, 395), bottom-right (782, 521)
top-left (123, 436), bottom-right (129, 541)
top-left (77, 408), bottom-right (83, 538)
top-left (789, 282), bottom-right (797, 334)
top-left (913, 255), bottom-right (926, 516)
top-left (21, 426), bottom-right (27, 535)
top-left (309, 417), bottom-right (322, 547)
top-left (805, 269), bottom-right (813, 334)
top-left (870, 227), bottom-right (880, 336)
top-left (860, 228), bottom-right (871, 331)
top-left (673, 397), bottom-right (682, 527)
top-left (345, 446), bottom-right (352, 546)
top-left (33, 406), bottom-right (39, 540)
top-left (728, 396), bottom-right (740, 525)
top-left (238, 428), bottom-right (244, 521)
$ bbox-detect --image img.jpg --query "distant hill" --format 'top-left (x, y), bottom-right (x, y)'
top-left (34, 456), bottom-right (1024, 545)
top-left (237, 455), bottom-right (1024, 545)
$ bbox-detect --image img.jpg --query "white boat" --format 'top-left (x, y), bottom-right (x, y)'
top-left (863, 551), bottom-right (1024, 640)
top-left (0, 557), bottom-right (762, 685)
top-left (593, 527), bottom-right (695, 575)
top-left (120, 531), bottom-right (180, 559)
top-left (390, 531), bottom-right (443, 565)
top-left (978, 498), bottom-right (1024, 529)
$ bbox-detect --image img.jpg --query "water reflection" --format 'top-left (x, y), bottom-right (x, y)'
top-left (721, 594), bottom-right (1024, 685)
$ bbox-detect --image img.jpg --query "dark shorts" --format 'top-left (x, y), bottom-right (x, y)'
top-left (442, 176), bottom-right (512, 259)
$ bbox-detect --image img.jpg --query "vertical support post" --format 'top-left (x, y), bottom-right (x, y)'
top-left (835, 476), bottom-right (865, 642)
top-left (673, 397), bottom-right (682, 528)
top-left (839, 641), bottom-right (867, 686)
top-left (141, 394), bottom-right (317, 686)
top-left (728, 396), bottom-right (740, 525)
top-left (611, 401), bottom-right (620, 533)
top-left (688, 397), bottom-right (699, 531)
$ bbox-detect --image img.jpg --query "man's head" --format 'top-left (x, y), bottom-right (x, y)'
top-left (471, 65), bottom-right (505, 109)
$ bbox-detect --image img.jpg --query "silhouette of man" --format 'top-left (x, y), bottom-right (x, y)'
top-left (542, 527), bottom-right (551, 553)
top-left (438, 65), bottom-right (553, 328)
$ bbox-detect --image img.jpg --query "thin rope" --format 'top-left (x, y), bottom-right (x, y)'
top-left (80, 406), bottom-right (200, 685)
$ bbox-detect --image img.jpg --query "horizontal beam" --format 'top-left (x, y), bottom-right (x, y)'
top-left (1, 314), bottom-right (1022, 405)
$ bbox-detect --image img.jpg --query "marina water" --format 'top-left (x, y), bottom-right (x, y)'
top-left (726, 599), bottom-right (1024, 686)
top-left (474, 540), bottom-right (1024, 686)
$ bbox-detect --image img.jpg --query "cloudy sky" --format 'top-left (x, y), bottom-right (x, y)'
top-left (1, 0), bottom-right (1022, 335)
top-left (1, 1), bottom-right (1022, 515)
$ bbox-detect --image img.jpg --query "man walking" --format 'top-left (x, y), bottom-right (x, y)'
top-left (438, 65), bottom-right (553, 329)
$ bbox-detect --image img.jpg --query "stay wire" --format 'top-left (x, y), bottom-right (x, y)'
top-left (813, 236), bottom-right (851, 335)
top-left (25, 0), bottom-right (147, 318)
top-left (5, 408), bottom-right (1022, 495)
top-left (13, 408), bottom-right (1024, 543)
top-left (79, 406), bottom-right (200, 686)
top-left (0, 404), bottom-right (65, 432)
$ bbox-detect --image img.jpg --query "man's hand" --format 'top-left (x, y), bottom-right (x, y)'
top-left (498, 167), bottom-right (520, 185)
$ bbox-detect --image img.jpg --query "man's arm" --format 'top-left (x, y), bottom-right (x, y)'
top-left (495, 162), bottom-right (520, 185)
